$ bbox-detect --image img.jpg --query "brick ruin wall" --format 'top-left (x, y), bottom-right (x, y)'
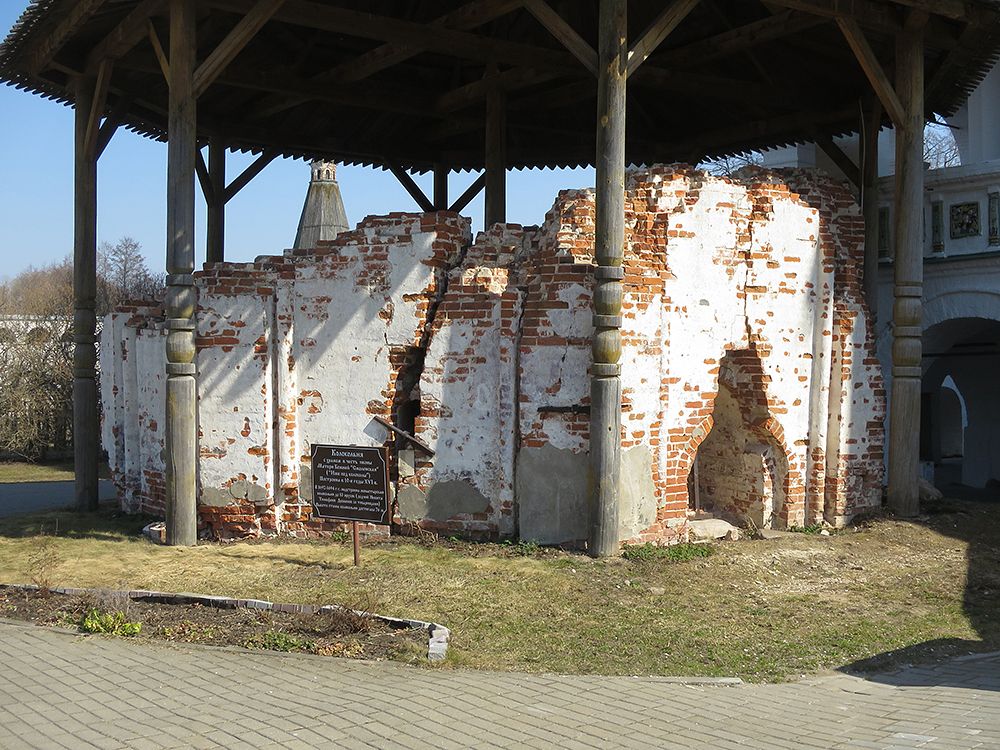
top-left (100, 166), bottom-right (885, 545)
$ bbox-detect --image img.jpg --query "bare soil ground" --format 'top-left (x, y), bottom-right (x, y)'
top-left (0, 588), bottom-right (427, 661)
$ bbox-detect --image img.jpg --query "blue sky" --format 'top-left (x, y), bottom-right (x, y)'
top-left (0, 1), bottom-right (593, 280)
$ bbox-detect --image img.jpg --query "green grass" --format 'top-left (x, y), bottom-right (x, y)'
top-left (621, 542), bottom-right (714, 561)
top-left (499, 539), bottom-right (542, 556)
top-left (0, 502), bottom-right (996, 682)
top-left (243, 629), bottom-right (314, 653)
top-left (80, 608), bottom-right (142, 636)
top-left (788, 524), bottom-right (826, 534)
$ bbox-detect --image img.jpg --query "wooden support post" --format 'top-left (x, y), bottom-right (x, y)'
top-left (73, 75), bottom-right (100, 512)
top-left (590, 0), bottom-right (626, 558)
top-left (433, 163), bottom-right (449, 211)
top-left (207, 137), bottom-right (226, 263)
top-left (352, 521), bottom-right (361, 566)
top-left (888, 19), bottom-right (925, 518)
top-left (861, 93), bottom-right (882, 315)
top-left (165, 0), bottom-right (199, 546)
top-left (484, 83), bottom-right (506, 227)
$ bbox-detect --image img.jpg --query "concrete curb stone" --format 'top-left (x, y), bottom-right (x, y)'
top-left (0, 581), bottom-right (450, 660)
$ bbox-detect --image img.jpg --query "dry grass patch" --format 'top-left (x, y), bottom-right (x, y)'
top-left (0, 499), bottom-right (996, 682)
top-left (0, 461), bottom-right (112, 484)
top-left (0, 461), bottom-right (75, 484)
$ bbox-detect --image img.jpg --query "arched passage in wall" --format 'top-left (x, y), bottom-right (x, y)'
top-left (684, 348), bottom-right (793, 530)
top-left (922, 317), bottom-right (1000, 489)
top-left (938, 377), bottom-right (966, 460)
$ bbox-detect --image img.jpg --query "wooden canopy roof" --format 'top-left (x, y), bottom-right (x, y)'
top-left (3, 0), bottom-right (1000, 172)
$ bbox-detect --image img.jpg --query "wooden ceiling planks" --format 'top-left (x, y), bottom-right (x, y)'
top-left (2, 0), bottom-right (999, 171)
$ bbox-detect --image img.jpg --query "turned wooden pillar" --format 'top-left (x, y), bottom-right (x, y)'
top-left (165, 0), bottom-right (199, 546)
top-left (888, 24), bottom-right (926, 517)
top-left (485, 86), bottom-right (506, 227)
top-left (73, 74), bottom-right (100, 512)
top-left (206, 137), bottom-right (226, 264)
top-left (589, 0), bottom-right (626, 557)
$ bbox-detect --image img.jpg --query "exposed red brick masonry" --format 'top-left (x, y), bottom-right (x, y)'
top-left (100, 167), bottom-right (884, 544)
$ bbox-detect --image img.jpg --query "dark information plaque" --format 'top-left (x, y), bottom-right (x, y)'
top-left (310, 444), bottom-right (390, 524)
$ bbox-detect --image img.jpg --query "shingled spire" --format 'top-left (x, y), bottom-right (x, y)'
top-left (293, 160), bottom-right (349, 249)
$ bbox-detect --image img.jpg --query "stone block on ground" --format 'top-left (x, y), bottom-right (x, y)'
top-left (918, 478), bottom-right (944, 502)
top-left (142, 522), bottom-right (166, 544)
top-left (689, 518), bottom-right (740, 541)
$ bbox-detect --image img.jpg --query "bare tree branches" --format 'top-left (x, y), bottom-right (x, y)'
top-left (0, 238), bottom-right (162, 459)
top-left (99, 236), bottom-right (165, 310)
top-left (924, 121), bottom-right (961, 169)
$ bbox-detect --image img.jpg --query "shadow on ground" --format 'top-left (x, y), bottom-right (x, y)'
top-left (841, 489), bottom-right (1000, 690)
top-left (0, 503), bottom-right (153, 541)
top-left (0, 479), bottom-right (116, 519)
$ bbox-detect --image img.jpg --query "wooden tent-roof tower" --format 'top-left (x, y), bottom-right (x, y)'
top-left (3, 0), bottom-right (1000, 552)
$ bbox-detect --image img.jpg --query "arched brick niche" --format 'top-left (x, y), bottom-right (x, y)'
top-left (671, 347), bottom-right (805, 531)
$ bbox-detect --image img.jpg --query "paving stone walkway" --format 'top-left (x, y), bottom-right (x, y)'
top-left (0, 620), bottom-right (997, 749)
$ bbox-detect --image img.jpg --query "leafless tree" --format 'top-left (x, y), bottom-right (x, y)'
top-left (924, 122), bottom-right (961, 169)
top-left (99, 236), bottom-right (164, 310)
top-left (0, 262), bottom-right (74, 459)
top-left (0, 257), bottom-right (74, 318)
top-left (699, 151), bottom-right (764, 177)
top-left (0, 240), bottom-right (161, 460)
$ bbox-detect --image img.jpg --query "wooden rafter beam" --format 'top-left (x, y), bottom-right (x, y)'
top-left (223, 149), bottom-right (278, 202)
top-left (763, 0), bottom-right (899, 29)
top-left (83, 59), bottom-right (113, 158)
top-left (244, 0), bottom-right (523, 121)
top-left (887, 0), bottom-right (969, 21)
top-left (388, 164), bottom-right (435, 212)
top-left (524, 0), bottom-right (598, 75)
top-left (449, 172), bottom-right (487, 213)
top-left (836, 17), bottom-right (906, 127)
top-left (209, 0), bottom-right (581, 73)
top-left (814, 133), bottom-right (861, 187)
top-left (435, 67), bottom-right (562, 113)
top-left (148, 18), bottom-right (170, 82)
top-left (927, 22), bottom-right (980, 102)
top-left (626, 0), bottom-right (701, 77)
top-left (661, 104), bottom-right (859, 157)
top-left (94, 95), bottom-right (129, 159)
top-left (657, 10), bottom-right (825, 67)
top-left (193, 64), bottom-right (473, 120)
top-left (633, 65), bottom-right (789, 105)
top-left (28, 0), bottom-right (106, 74)
top-left (85, 0), bottom-right (166, 74)
top-left (771, 0), bottom-right (972, 22)
top-left (195, 150), bottom-right (214, 203)
top-left (705, 0), bottom-right (775, 88)
top-left (331, 0), bottom-right (524, 83)
top-left (194, 0), bottom-right (286, 97)
top-left (200, 1), bottom-right (798, 119)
